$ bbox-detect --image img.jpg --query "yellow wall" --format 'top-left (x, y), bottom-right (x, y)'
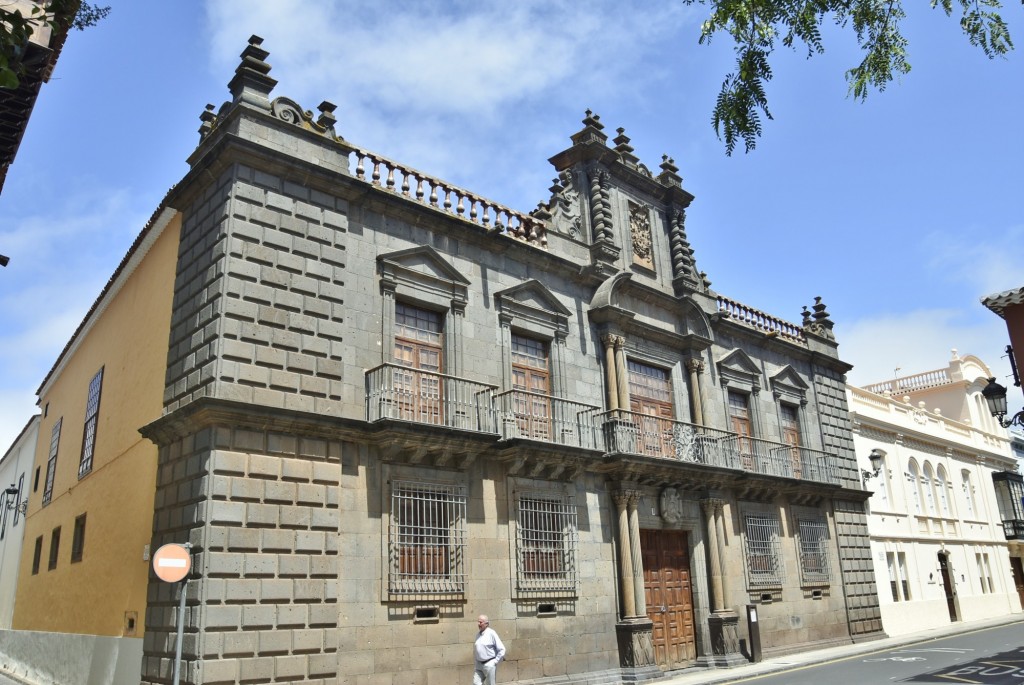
top-left (13, 213), bottom-right (181, 636)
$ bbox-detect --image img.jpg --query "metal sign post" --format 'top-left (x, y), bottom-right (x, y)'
top-left (153, 543), bottom-right (193, 685)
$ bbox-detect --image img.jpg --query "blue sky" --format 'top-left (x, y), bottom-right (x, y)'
top-left (1, 0), bottom-right (1022, 449)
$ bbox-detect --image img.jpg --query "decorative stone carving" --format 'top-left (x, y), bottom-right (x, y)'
top-left (630, 202), bottom-right (654, 269)
top-left (660, 487), bottom-right (684, 524)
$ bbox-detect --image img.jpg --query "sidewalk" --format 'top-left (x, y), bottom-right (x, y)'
top-left (659, 614), bottom-right (1024, 685)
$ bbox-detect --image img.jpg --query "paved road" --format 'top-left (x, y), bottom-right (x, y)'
top-left (719, 621), bottom-right (1024, 684)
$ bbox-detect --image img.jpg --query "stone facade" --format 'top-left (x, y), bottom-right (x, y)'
top-left (134, 36), bottom-right (883, 685)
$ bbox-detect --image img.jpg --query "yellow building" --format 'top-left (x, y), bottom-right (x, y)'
top-left (4, 208), bottom-right (180, 684)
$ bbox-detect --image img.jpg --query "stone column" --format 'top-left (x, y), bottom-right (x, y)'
top-left (686, 358), bottom-right (705, 425)
top-left (613, 491), bottom-right (637, 618)
top-left (627, 491), bottom-right (646, 617)
top-left (602, 334), bottom-right (619, 411)
top-left (701, 498), bottom-right (725, 612)
top-left (614, 336), bottom-right (630, 413)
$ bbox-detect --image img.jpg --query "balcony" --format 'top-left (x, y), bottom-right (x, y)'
top-left (365, 368), bottom-right (839, 486)
top-left (493, 389), bottom-right (601, 450)
top-left (366, 364), bottom-right (497, 433)
top-left (599, 409), bottom-right (839, 485)
top-left (1003, 519), bottom-right (1024, 540)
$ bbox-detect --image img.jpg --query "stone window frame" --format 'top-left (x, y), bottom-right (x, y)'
top-left (378, 246), bottom-right (470, 377)
top-left (383, 465), bottom-right (469, 600)
top-left (509, 477), bottom-right (579, 598)
top-left (769, 365), bottom-right (812, 447)
top-left (717, 349), bottom-right (763, 438)
top-left (740, 503), bottom-right (785, 589)
top-left (494, 280), bottom-right (571, 397)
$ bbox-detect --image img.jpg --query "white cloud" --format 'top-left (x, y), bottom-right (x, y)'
top-left (839, 309), bottom-right (1011, 387)
top-left (926, 223), bottom-right (1024, 299)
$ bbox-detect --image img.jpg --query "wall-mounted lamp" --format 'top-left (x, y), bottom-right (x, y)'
top-left (4, 484), bottom-right (26, 515)
top-left (861, 448), bottom-right (886, 485)
top-left (982, 377), bottom-right (1024, 429)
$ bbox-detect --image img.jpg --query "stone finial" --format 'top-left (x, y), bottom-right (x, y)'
top-left (198, 103), bottom-right (217, 140)
top-left (801, 306), bottom-right (812, 327)
top-left (613, 127), bottom-right (640, 168)
top-left (227, 34), bottom-right (278, 111)
top-left (316, 101), bottom-right (337, 131)
top-left (658, 154), bottom-right (683, 187)
top-left (803, 296), bottom-right (836, 340)
top-left (571, 109), bottom-right (609, 147)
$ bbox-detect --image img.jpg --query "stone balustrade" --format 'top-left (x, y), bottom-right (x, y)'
top-left (716, 295), bottom-right (805, 343)
top-left (353, 149), bottom-right (547, 248)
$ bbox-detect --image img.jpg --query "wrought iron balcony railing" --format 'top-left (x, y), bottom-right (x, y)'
top-left (599, 409), bottom-right (839, 485)
top-left (493, 389), bottom-right (601, 450)
top-left (366, 364), bottom-right (497, 433)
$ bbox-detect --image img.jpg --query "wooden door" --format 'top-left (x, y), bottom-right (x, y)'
top-left (511, 334), bottom-right (551, 440)
top-left (1011, 557), bottom-right (1024, 609)
top-left (629, 361), bottom-right (674, 458)
top-left (394, 304), bottom-right (443, 424)
top-left (728, 391), bottom-right (754, 469)
top-left (641, 529), bottom-right (696, 669)
top-left (780, 404), bottom-right (801, 478)
top-left (938, 552), bottom-right (959, 622)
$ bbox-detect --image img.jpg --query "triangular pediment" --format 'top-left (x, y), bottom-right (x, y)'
top-left (718, 349), bottom-right (760, 376)
top-left (495, 280), bottom-right (571, 318)
top-left (770, 365), bottom-right (809, 392)
top-left (377, 245), bottom-right (471, 285)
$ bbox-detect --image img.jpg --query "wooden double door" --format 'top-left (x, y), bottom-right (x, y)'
top-left (641, 529), bottom-right (697, 669)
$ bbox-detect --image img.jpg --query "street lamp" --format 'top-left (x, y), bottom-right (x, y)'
top-left (861, 448), bottom-right (886, 484)
top-left (4, 484), bottom-right (26, 515)
top-left (982, 377), bottom-right (1024, 429)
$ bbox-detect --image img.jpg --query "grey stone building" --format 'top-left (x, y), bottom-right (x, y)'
top-left (139, 37), bottom-right (883, 685)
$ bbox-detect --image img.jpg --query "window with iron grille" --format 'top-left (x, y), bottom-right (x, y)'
top-left (516, 494), bottom-right (578, 593)
top-left (71, 514), bottom-right (87, 563)
top-left (79, 368), bottom-right (103, 478)
top-left (796, 516), bottom-right (831, 585)
top-left (744, 511), bottom-right (784, 587)
top-left (42, 418), bottom-right (61, 506)
top-left (389, 481), bottom-right (466, 595)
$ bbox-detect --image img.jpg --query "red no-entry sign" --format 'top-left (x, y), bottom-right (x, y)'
top-left (152, 543), bottom-right (192, 583)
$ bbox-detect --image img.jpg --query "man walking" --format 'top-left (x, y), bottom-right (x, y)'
top-left (473, 614), bottom-right (506, 685)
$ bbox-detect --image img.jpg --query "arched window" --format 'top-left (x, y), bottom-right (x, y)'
top-left (922, 462), bottom-right (937, 515)
top-left (936, 465), bottom-right (950, 516)
top-left (874, 451), bottom-right (891, 509)
top-left (907, 460), bottom-right (922, 514)
top-left (962, 469), bottom-right (977, 518)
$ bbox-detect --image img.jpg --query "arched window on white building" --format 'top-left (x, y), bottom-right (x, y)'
top-left (936, 465), bottom-right (951, 516)
top-left (962, 469), bottom-right (977, 519)
top-left (907, 460), bottom-right (922, 514)
top-left (874, 450), bottom-right (892, 509)
top-left (922, 462), bottom-right (937, 515)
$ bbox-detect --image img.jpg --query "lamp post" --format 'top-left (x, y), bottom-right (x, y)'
top-left (982, 378), bottom-right (1024, 429)
top-left (861, 448), bottom-right (886, 485)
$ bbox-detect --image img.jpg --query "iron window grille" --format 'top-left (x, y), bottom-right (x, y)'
top-left (516, 494), bottom-right (578, 593)
top-left (79, 368), bottom-right (103, 478)
top-left (42, 418), bottom-right (61, 506)
top-left (389, 480), bottom-right (466, 595)
top-left (744, 512), bottom-right (784, 587)
top-left (796, 517), bottom-right (831, 585)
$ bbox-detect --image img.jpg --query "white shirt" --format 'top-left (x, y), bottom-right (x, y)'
top-left (474, 626), bottom-right (506, 664)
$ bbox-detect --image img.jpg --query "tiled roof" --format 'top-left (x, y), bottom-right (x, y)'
top-left (981, 286), bottom-right (1024, 318)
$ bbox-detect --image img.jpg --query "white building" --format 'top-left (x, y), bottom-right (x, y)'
top-left (0, 416), bottom-right (39, 629)
top-left (849, 352), bottom-right (1021, 636)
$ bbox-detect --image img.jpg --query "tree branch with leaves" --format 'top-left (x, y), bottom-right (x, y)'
top-left (686, 0), bottom-right (1016, 154)
top-left (0, 1), bottom-right (110, 88)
